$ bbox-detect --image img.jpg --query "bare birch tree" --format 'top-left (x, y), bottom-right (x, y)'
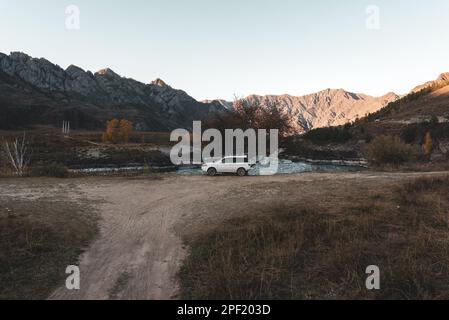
top-left (2, 133), bottom-right (31, 176)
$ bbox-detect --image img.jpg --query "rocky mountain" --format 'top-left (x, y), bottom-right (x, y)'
top-left (411, 72), bottom-right (449, 93)
top-left (249, 90), bottom-right (398, 133)
top-left (0, 51), bottom-right (401, 134)
top-left (0, 52), bottom-right (222, 130)
top-left (208, 90), bottom-right (398, 134)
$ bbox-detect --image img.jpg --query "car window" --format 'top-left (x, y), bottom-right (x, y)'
top-left (234, 157), bottom-right (248, 163)
top-left (222, 157), bottom-right (248, 164)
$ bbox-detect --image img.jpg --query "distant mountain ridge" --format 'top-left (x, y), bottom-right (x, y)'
top-left (205, 90), bottom-right (398, 133)
top-left (0, 51), bottom-right (222, 130)
top-left (1, 51), bottom-right (445, 134)
top-left (245, 90), bottom-right (398, 133)
top-left (207, 73), bottom-right (449, 133)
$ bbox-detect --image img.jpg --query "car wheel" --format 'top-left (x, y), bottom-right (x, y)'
top-left (237, 168), bottom-right (247, 177)
top-left (207, 168), bottom-right (217, 176)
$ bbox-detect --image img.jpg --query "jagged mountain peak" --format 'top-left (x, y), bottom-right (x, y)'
top-left (8, 52), bottom-right (57, 69)
top-left (65, 64), bottom-right (86, 77)
top-left (95, 68), bottom-right (121, 79)
top-left (437, 72), bottom-right (449, 82)
top-left (8, 51), bottom-right (32, 61)
top-left (151, 78), bottom-right (168, 87)
top-left (66, 64), bottom-right (84, 72)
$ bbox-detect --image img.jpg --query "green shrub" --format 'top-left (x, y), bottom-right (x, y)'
top-left (31, 163), bottom-right (69, 178)
top-left (365, 135), bottom-right (413, 166)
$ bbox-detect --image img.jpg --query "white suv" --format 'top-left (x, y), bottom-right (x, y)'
top-left (201, 156), bottom-right (254, 176)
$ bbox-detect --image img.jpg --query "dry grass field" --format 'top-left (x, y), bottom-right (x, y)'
top-left (2, 171), bottom-right (448, 299)
top-left (179, 175), bottom-right (449, 299)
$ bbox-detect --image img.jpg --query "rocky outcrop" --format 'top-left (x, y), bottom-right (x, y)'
top-left (0, 51), bottom-right (221, 130)
top-left (411, 72), bottom-right (449, 93)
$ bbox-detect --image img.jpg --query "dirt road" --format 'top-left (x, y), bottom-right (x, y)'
top-left (2, 171), bottom-right (448, 299)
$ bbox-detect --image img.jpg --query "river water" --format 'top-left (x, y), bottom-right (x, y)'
top-left (70, 160), bottom-right (363, 176)
top-left (176, 160), bottom-right (363, 176)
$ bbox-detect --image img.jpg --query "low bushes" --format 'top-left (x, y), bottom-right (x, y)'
top-left (364, 135), bottom-right (414, 166)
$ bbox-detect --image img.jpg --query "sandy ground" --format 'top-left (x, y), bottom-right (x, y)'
top-left (1, 171), bottom-right (448, 300)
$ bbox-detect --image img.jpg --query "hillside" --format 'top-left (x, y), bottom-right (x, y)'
top-left (357, 73), bottom-right (449, 136)
top-left (285, 73), bottom-right (449, 164)
top-left (245, 90), bottom-right (398, 133)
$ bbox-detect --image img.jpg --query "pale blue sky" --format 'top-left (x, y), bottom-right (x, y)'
top-left (1, 0), bottom-right (449, 100)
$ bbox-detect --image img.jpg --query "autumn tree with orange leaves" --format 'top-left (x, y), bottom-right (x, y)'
top-left (119, 119), bottom-right (132, 143)
top-left (422, 131), bottom-right (433, 159)
top-left (102, 119), bottom-right (133, 144)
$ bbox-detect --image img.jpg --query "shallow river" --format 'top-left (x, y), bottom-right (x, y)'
top-left (177, 160), bottom-right (363, 176)
top-left (70, 160), bottom-right (364, 175)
